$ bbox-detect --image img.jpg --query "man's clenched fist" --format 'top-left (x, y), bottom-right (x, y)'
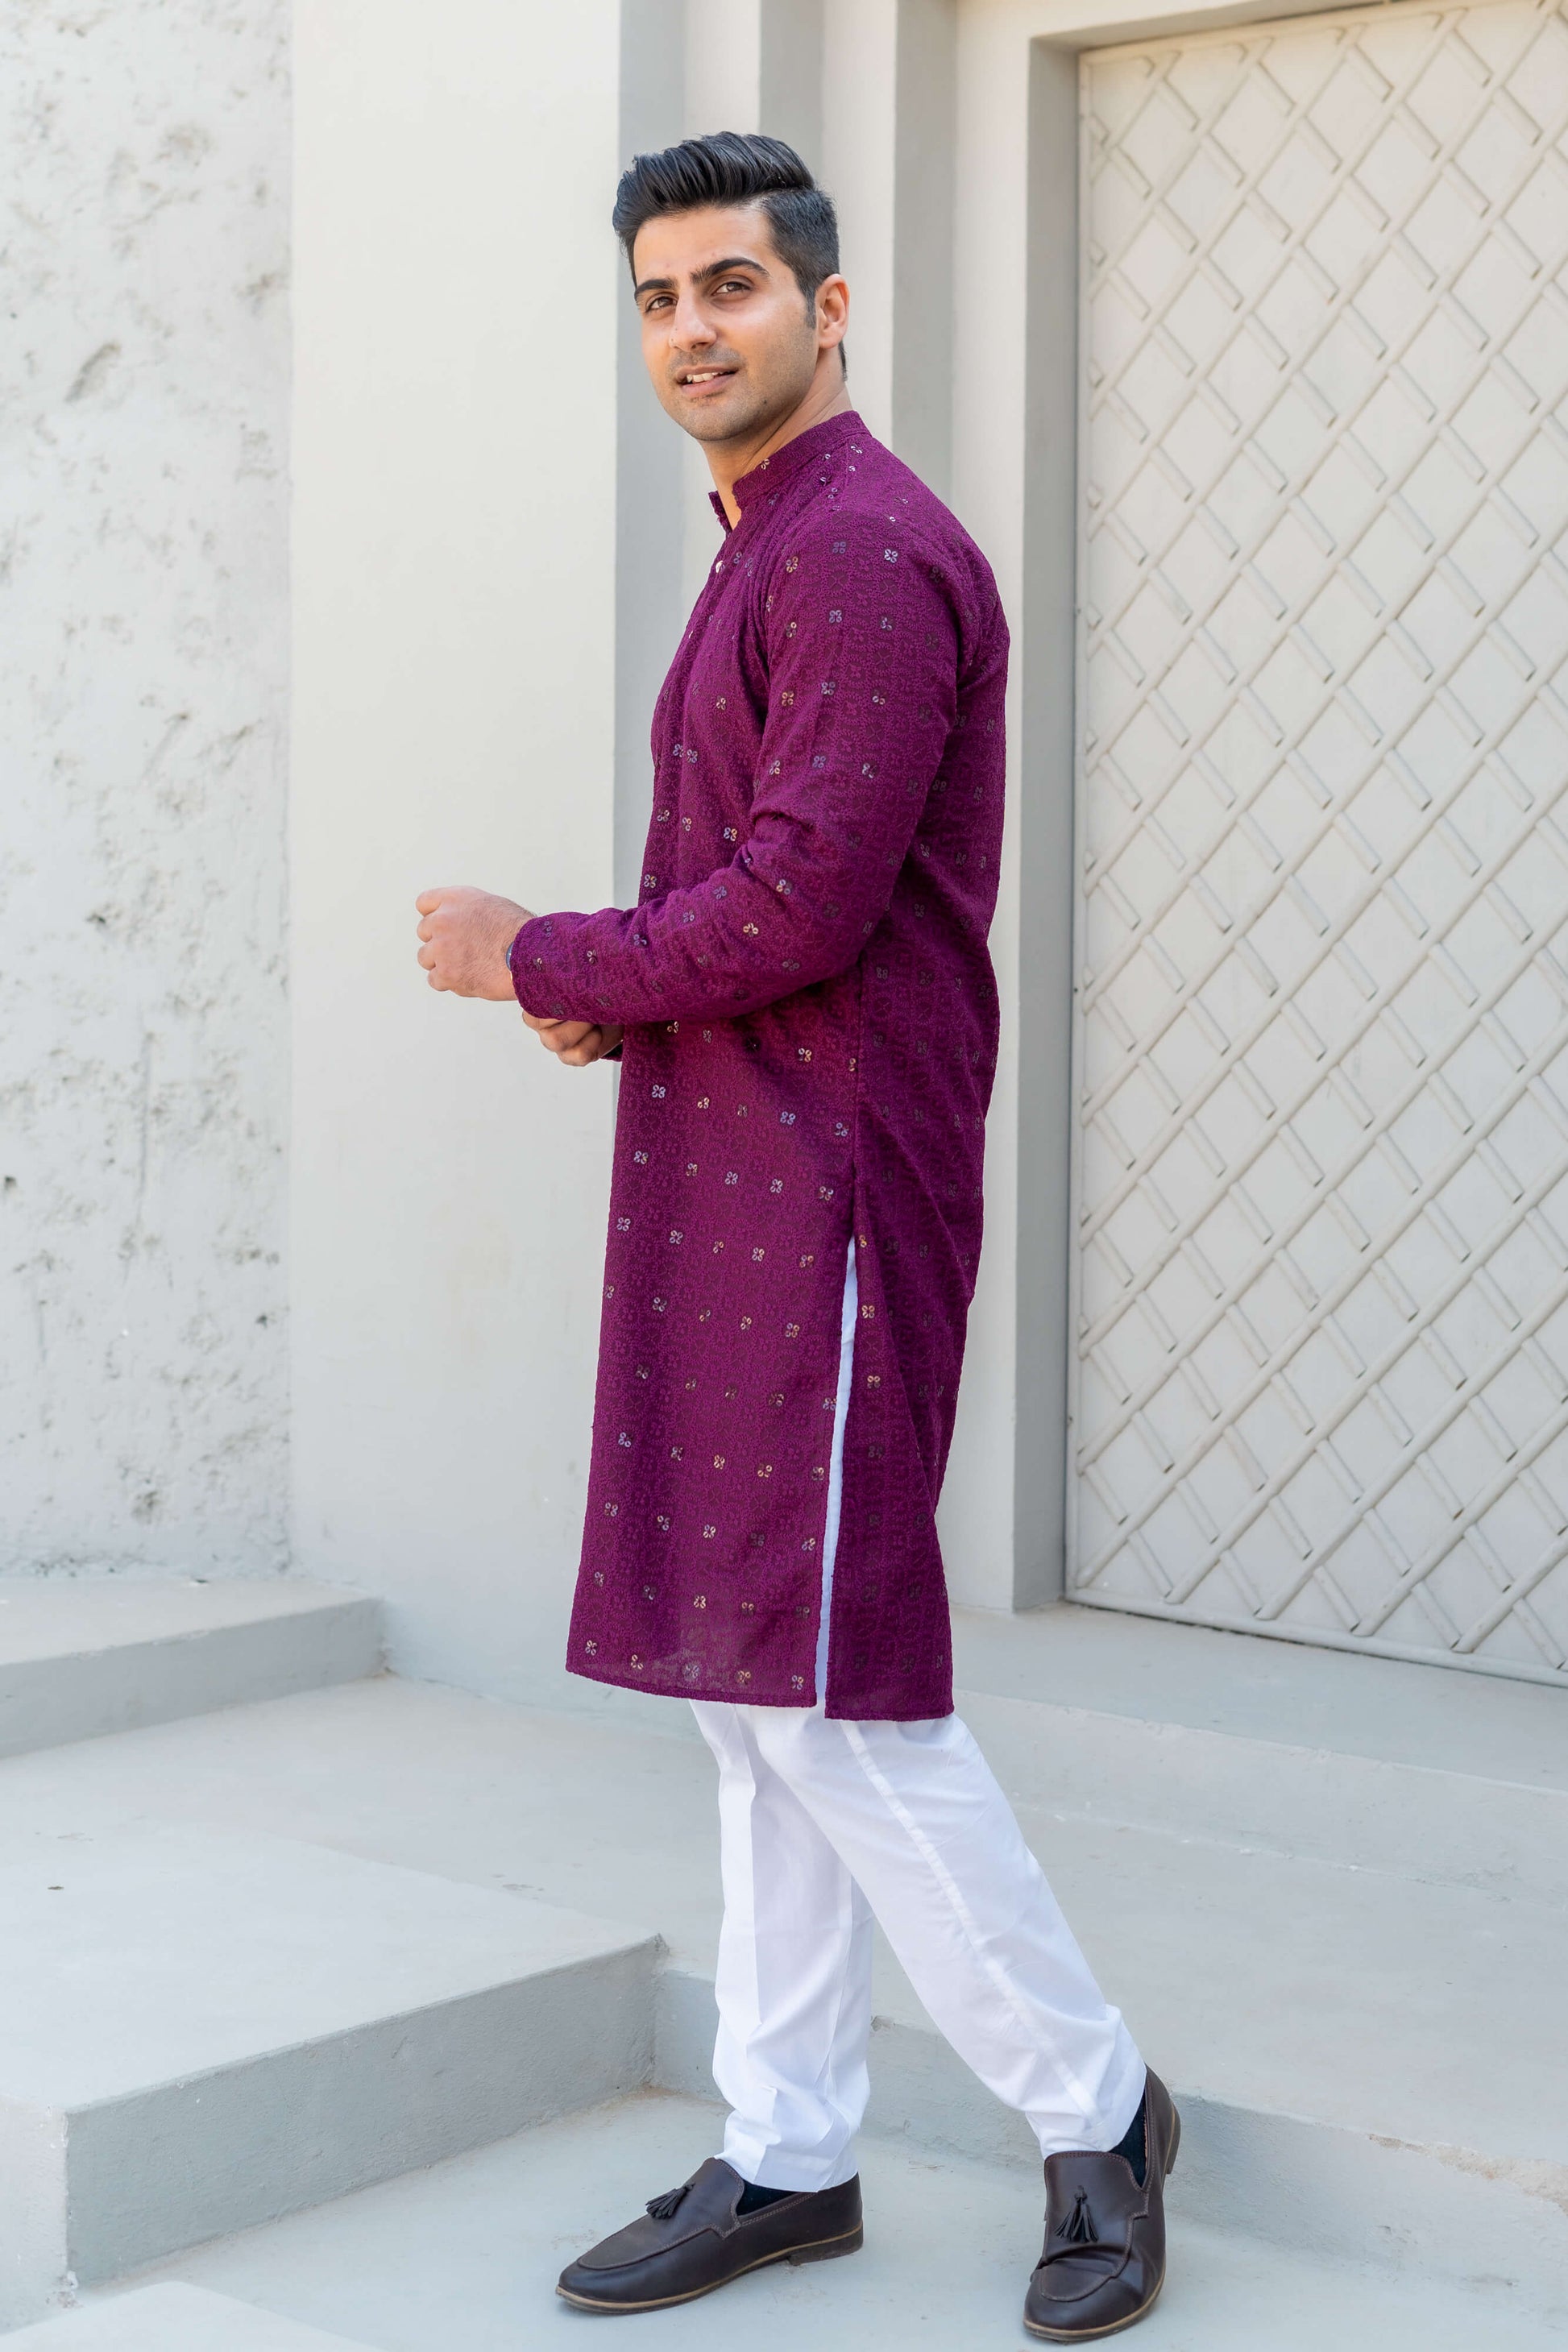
top-left (520, 1010), bottom-right (624, 1067)
top-left (414, 886), bottom-right (532, 1000)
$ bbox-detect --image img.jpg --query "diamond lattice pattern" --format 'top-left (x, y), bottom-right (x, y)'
top-left (1072, 0), bottom-right (1568, 1679)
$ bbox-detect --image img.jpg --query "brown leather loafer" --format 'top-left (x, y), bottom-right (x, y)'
top-left (556, 2156), bottom-right (863, 2313)
top-left (1023, 2070), bottom-right (1180, 2341)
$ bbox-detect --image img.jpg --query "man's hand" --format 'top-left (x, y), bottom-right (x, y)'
top-left (414, 886), bottom-right (531, 1000)
top-left (521, 1010), bottom-right (624, 1068)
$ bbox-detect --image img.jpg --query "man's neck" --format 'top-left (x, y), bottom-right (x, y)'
top-left (706, 370), bottom-right (854, 526)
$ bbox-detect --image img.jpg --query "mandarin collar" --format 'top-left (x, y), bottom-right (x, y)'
top-left (708, 409), bottom-right (868, 536)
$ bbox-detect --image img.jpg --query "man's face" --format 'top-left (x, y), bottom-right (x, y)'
top-left (631, 202), bottom-right (840, 446)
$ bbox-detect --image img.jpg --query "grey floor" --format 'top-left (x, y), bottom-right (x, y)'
top-left (108, 2090), bottom-right (1567, 2350)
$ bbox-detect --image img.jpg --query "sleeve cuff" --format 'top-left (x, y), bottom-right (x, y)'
top-left (508, 915), bottom-right (566, 1018)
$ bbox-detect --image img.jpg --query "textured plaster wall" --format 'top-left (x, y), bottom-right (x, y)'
top-left (1, 2), bottom-right (291, 1575)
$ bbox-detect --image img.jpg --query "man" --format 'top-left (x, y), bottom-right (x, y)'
top-left (415, 131), bottom-right (1175, 2342)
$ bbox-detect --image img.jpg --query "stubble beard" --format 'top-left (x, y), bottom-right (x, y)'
top-left (664, 342), bottom-right (819, 452)
top-left (666, 376), bottom-right (777, 448)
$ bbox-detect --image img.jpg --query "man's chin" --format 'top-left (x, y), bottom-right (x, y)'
top-left (671, 399), bottom-right (762, 445)
top-left (666, 384), bottom-right (794, 448)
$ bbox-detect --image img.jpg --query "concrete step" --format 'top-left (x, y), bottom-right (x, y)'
top-left (0, 1578), bottom-right (381, 1759)
top-left (0, 1826), bottom-right (655, 2329)
top-left (5, 2284), bottom-right (377, 2348)
top-left (114, 2089), bottom-right (1568, 2349)
top-left (950, 1603), bottom-right (1568, 1906)
top-left (2, 1672), bottom-right (1561, 2324)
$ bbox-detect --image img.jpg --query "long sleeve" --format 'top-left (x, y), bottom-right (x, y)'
top-left (512, 512), bottom-right (964, 1029)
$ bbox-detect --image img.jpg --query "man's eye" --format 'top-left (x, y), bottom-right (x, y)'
top-left (718, 280), bottom-right (750, 295)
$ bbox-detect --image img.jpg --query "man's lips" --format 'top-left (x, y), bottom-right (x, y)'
top-left (675, 365), bottom-right (738, 393)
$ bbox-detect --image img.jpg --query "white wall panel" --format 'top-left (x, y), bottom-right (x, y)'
top-left (1071, 0), bottom-right (1568, 1681)
top-left (291, 0), bottom-right (626, 1709)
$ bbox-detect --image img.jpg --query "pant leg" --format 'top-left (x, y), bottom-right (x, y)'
top-left (691, 1698), bottom-right (874, 2192)
top-left (682, 1243), bottom-right (869, 2191)
top-left (689, 1235), bottom-right (1139, 2180)
top-left (745, 1703), bottom-right (1147, 2159)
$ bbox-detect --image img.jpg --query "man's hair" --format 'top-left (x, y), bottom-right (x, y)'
top-left (612, 131), bottom-right (840, 320)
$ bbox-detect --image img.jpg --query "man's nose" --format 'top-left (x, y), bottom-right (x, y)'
top-left (669, 289), bottom-right (717, 351)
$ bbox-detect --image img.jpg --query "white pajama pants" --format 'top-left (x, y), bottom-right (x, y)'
top-left (691, 1247), bottom-right (1146, 2193)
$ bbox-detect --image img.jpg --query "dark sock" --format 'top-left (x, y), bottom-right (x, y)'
top-left (737, 2181), bottom-right (795, 2215)
top-left (1109, 2088), bottom-right (1147, 2186)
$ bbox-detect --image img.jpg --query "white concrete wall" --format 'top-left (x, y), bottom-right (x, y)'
top-left (0, 1), bottom-right (291, 1578)
top-left (289, 0), bottom-right (627, 1702)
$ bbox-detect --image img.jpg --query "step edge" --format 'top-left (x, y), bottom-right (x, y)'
top-left (6, 2281), bottom-right (384, 2350)
top-left (62, 1948), bottom-right (662, 2288)
top-left (952, 1683), bottom-right (1568, 1807)
top-left (21, 1930), bottom-right (664, 2119)
top-left (0, 1596), bottom-right (384, 1675)
top-left (653, 1957), bottom-right (1566, 2175)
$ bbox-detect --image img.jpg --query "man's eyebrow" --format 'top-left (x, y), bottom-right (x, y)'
top-left (633, 254), bottom-right (772, 301)
top-left (696, 255), bottom-right (770, 281)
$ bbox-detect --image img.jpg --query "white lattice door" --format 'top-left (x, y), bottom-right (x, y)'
top-left (1071, 0), bottom-right (1568, 1681)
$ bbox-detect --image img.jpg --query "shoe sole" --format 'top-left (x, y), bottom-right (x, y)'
top-left (1023, 2099), bottom-right (1180, 2344)
top-left (1023, 2267), bottom-right (1165, 2342)
top-left (555, 2223), bottom-right (865, 2313)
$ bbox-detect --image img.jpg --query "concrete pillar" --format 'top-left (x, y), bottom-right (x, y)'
top-left (622, 0), bottom-right (1021, 1611)
top-left (1013, 42), bottom-right (1080, 1609)
top-left (761, 0), bottom-right (826, 170)
top-left (822, 0), bottom-right (898, 444)
top-left (891, 0), bottom-right (957, 499)
top-left (940, 4), bottom-right (1039, 1612)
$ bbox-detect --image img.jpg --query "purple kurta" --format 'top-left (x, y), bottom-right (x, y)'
top-left (512, 412), bottom-right (1007, 1719)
